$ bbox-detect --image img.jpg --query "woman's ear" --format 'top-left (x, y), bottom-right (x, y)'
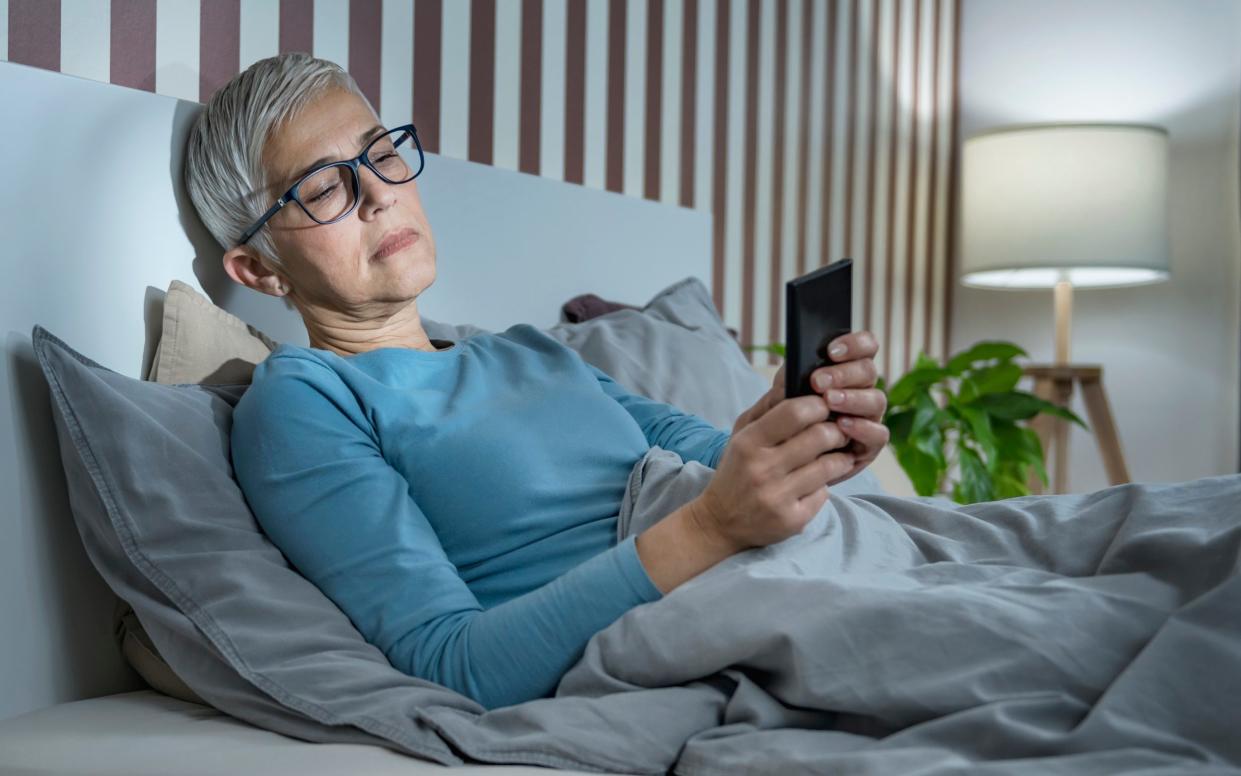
top-left (223, 247), bottom-right (287, 297)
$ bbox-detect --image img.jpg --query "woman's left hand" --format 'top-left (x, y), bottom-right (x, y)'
top-left (732, 330), bottom-right (888, 487)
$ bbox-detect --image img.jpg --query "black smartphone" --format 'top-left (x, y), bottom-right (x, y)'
top-left (785, 258), bottom-right (853, 406)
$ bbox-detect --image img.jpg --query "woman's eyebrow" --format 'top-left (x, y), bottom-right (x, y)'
top-left (284, 124), bottom-right (387, 187)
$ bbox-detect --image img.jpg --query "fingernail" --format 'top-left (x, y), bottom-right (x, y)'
top-left (828, 390), bottom-right (845, 405)
top-left (839, 416), bottom-right (854, 427)
top-left (813, 374), bottom-right (830, 391)
top-left (829, 343), bottom-right (847, 359)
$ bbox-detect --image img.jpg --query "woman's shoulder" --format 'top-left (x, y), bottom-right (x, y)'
top-left (249, 343), bottom-right (341, 391)
top-left (236, 345), bottom-right (352, 420)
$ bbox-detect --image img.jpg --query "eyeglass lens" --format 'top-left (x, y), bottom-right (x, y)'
top-left (297, 128), bottom-right (418, 223)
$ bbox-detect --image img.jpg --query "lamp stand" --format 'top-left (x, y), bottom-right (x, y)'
top-left (1023, 280), bottom-right (1130, 493)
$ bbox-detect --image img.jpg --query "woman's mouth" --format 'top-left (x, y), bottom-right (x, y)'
top-left (372, 228), bottom-right (419, 260)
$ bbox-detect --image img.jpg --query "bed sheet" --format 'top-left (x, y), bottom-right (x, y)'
top-left (0, 690), bottom-right (613, 776)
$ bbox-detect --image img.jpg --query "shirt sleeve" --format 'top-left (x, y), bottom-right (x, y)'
top-left (230, 355), bottom-right (663, 711)
top-left (584, 362), bottom-right (731, 470)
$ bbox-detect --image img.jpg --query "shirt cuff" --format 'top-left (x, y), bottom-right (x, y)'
top-left (614, 534), bottom-right (664, 602)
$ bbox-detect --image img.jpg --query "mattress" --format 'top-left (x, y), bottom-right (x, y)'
top-left (0, 690), bottom-right (611, 775)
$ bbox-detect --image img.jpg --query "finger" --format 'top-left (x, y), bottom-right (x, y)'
top-left (824, 388), bottom-right (887, 419)
top-left (815, 357), bottom-right (878, 391)
top-left (826, 330), bottom-right (879, 362)
top-left (747, 395), bottom-right (831, 447)
top-left (796, 484), bottom-right (831, 520)
top-left (838, 416), bottom-right (890, 452)
top-left (773, 421), bottom-right (847, 474)
top-left (786, 450), bottom-right (856, 499)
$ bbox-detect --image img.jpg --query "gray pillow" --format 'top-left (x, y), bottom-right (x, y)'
top-left (30, 324), bottom-right (487, 766)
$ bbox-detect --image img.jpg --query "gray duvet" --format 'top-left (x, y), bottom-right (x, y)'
top-left (421, 447), bottom-right (1241, 775)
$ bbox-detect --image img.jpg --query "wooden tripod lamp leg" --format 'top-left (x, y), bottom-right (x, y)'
top-left (1079, 374), bottom-right (1131, 485)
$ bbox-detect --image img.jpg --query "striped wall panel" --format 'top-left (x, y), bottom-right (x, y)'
top-left (3, 0), bottom-right (961, 379)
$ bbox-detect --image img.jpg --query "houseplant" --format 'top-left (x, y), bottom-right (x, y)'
top-left (744, 340), bottom-right (1086, 503)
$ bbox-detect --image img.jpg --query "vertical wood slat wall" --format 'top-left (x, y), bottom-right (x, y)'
top-left (3, 0), bottom-right (961, 379)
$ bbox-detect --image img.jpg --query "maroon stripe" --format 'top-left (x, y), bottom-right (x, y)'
top-left (767, 0), bottom-right (788, 365)
top-left (711, 0), bottom-right (731, 315)
top-left (644, 0), bottom-right (664, 200)
top-left (279, 0), bottom-right (313, 55)
top-left (943, 0), bottom-right (962, 361)
top-left (818, 0), bottom-right (837, 268)
top-left (9, 0), bottom-right (60, 71)
top-left (882, 0), bottom-right (902, 380)
top-left (903, 0), bottom-right (922, 374)
top-left (564, 0), bottom-right (586, 184)
top-left (923, 0), bottom-right (942, 359)
top-left (519, 0), bottom-right (543, 175)
top-left (349, 0), bottom-right (383, 116)
top-left (842, 0), bottom-right (859, 274)
top-left (741, 0), bottom-right (759, 352)
top-left (679, 0), bottom-right (698, 209)
top-left (861, 0), bottom-right (880, 335)
top-left (414, 0), bottom-right (442, 154)
top-left (469, 0), bottom-right (496, 164)
top-left (793, 0), bottom-right (813, 277)
top-left (199, 0), bottom-right (239, 103)
top-left (605, 0), bottom-right (627, 193)
top-left (111, 0), bottom-right (155, 92)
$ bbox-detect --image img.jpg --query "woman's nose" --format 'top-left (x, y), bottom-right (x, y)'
top-left (357, 163), bottom-right (397, 213)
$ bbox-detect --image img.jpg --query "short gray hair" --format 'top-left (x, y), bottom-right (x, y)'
top-left (183, 52), bottom-right (375, 270)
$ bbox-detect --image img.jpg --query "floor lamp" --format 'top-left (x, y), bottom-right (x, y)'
top-left (959, 123), bottom-right (1171, 494)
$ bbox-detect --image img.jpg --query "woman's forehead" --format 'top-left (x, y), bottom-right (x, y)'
top-left (266, 90), bottom-right (380, 186)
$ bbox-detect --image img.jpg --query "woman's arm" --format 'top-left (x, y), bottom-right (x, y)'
top-left (585, 363), bottom-right (731, 468)
top-left (231, 357), bottom-right (663, 711)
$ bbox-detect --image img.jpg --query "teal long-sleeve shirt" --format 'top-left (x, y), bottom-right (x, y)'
top-left (230, 322), bottom-right (730, 710)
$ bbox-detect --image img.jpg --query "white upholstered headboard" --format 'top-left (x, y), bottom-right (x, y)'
top-left (0, 60), bottom-right (711, 721)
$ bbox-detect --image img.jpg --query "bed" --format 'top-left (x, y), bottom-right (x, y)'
top-left (6, 58), bottom-right (1240, 776)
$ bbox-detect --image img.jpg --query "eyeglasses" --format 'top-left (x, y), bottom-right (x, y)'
top-left (236, 123), bottom-right (425, 246)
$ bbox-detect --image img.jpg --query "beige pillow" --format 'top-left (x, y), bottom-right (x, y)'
top-left (146, 279), bottom-right (277, 384)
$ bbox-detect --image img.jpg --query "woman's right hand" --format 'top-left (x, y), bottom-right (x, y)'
top-left (691, 395), bottom-right (854, 553)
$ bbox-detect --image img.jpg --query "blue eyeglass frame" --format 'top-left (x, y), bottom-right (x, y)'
top-left (236, 122), bottom-right (425, 246)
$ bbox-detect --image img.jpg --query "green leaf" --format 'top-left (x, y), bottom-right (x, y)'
top-left (912, 420), bottom-right (947, 471)
top-left (966, 363), bottom-right (1023, 396)
top-left (885, 365), bottom-right (948, 407)
top-left (994, 472), bottom-right (1030, 499)
top-left (1039, 402), bottom-right (1089, 430)
top-left (974, 391), bottom-right (1044, 420)
top-left (958, 404), bottom-right (997, 468)
top-left (958, 377), bottom-right (981, 405)
top-left (946, 341), bottom-right (1028, 375)
top-left (975, 391), bottom-right (1088, 429)
top-left (742, 343), bottom-right (787, 358)
top-left (896, 443), bottom-right (943, 496)
top-left (994, 421), bottom-right (1048, 487)
top-left (883, 408), bottom-right (915, 446)
top-left (955, 446), bottom-right (994, 504)
top-left (912, 351), bottom-right (943, 372)
top-left (910, 392), bottom-right (942, 440)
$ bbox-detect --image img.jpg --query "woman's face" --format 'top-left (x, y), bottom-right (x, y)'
top-left (230, 86), bottom-right (437, 314)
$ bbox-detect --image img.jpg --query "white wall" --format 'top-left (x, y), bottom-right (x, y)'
top-left (953, 0), bottom-right (1241, 492)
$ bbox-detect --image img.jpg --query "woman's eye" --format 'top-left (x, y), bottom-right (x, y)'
top-left (308, 185), bottom-right (336, 203)
top-left (374, 152), bottom-right (396, 163)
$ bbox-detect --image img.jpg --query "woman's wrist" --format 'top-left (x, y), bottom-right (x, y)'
top-left (633, 496), bottom-right (739, 595)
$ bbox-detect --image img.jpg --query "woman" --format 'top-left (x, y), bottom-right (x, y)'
top-left (184, 52), bottom-right (889, 710)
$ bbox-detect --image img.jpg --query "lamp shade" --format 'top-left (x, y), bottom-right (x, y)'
top-left (960, 123), bottom-right (1170, 289)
